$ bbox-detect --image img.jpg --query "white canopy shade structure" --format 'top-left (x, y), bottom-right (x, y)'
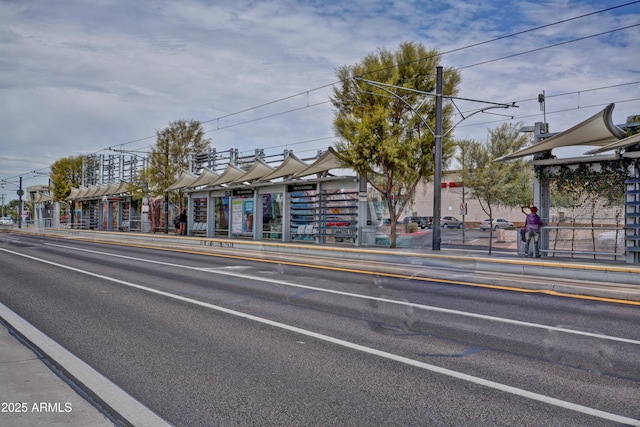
top-left (112, 180), bottom-right (131, 194)
top-left (167, 171), bottom-right (199, 191)
top-left (189, 168), bottom-right (220, 187)
top-left (232, 159), bottom-right (274, 183)
top-left (258, 153), bottom-right (309, 181)
top-left (105, 182), bottom-right (121, 195)
top-left (32, 193), bottom-right (54, 203)
top-left (210, 164), bottom-right (246, 186)
top-left (94, 184), bottom-right (110, 198)
top-left (585, 132), bottom-right (640, 155)
top-left (496, 104), bottom-right (627, 161)
top-left (66, 181), bottom-right (133, 201)
top-left (293, 147), bottom-right (344, 177)
top-left (85, 186), bottom-right (100, 198)
top-left (260, 153), bottom-right (309, 181)
top-left (76, 187), bottom-right (90, 199)
top-left (67, 187), bottom-right (81, 200)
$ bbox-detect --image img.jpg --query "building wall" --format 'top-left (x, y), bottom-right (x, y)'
top-left (403, 174), bottom-right (626, 227)
top-left (403, 175), bottom-right (527, 226)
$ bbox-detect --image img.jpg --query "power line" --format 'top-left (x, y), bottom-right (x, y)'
top-left (456, 24), bottom-right (640, 71)
top-left (456, 97), bottom-right (640, 132)
top-left (97, 2), bottom-right (640, 154)
top-left (438, 1), bottom-right (640, 58)
top-left (3, 2), bottom-right (639, 184)
top-left (454, 81), bottom-right (640, 116)
top-left (354, 2), bottom-right (640, 78)
top-left (516, 81), bottom-right (640, 104)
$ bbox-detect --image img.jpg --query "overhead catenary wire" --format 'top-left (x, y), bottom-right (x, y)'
top-left (2, 2), bottom-right (639, 185)
top-left (96, 1), bottom-right (640, 153)
top-left (456, 24), bottom-right (640, 71)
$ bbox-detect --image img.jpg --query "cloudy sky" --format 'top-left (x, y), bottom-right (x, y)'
top-left (1, 0), bottom-right (639, 200)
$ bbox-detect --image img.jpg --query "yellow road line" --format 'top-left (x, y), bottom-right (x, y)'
top-left (73, 237), bottom-right (640, 307)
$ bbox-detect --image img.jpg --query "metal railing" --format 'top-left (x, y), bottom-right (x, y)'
top-left (543, 225), bottom-right (627, 260)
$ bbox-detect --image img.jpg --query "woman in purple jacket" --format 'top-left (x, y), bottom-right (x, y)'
top-left (523, 206), bottom-right (543, 257)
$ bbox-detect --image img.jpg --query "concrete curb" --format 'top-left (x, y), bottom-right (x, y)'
top-left (7, 228), bottom-right (640, 298)
top-left (0, 303), bottom-right (173, 427)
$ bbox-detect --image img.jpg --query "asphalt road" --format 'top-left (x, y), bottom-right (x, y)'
top-left (1, 234), bottom-right (639, 426)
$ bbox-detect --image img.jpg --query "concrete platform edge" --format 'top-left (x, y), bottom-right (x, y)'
top-left (0, 302), bottom-right (173, 427)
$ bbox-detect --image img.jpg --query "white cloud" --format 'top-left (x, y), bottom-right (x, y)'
top-left (0, 0), bottom-right (638, 198)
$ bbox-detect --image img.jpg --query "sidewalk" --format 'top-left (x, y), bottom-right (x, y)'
top-left (1, 228), bottom-right (638, 426)
top-left (0, 321), bottom-right (115, 427)
top-left (0, 302), bottom-right (173, 427)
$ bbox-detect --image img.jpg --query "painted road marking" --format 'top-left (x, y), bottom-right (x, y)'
top-left (2, 246), bottom-right (638, 426)
top-left (41, 243), bottom-right (640, 346)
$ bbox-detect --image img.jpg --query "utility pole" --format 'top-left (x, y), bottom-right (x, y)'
top-left (355, 73), bottom-right (516, 250)
top-left (432, 66), bottom-right (443, 251)
top-left (164, 148), bottom-right (170, 234)
top-left (534, 91), bottom-right (550, 256)
top-left (18, 176), bottom-right (23, 228)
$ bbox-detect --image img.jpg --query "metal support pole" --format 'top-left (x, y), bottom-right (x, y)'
top-left (432, 66), bottom-right (443, 251)
top-left (164, 193), bottom-right (169, 234)
top-left (533, 119), bottom-right (550, 256)
top-left (18, 177), bottom-right (23, 229)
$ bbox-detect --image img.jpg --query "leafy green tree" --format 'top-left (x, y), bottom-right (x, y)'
top-left (145, 119), bottom-right (211, 205)
top-left (49, 155), bottom-right (83, 201)
top-left (136, 119), bottom-right (210, 232)
top-left (626, 115), bottom-right (639, 136)
top-left (331, 42), bottom-right (461, 247)
top-left (458, 123), bottom-right (532, 254)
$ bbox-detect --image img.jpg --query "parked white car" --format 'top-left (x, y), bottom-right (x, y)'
top-left (480, 218), bottom-right (514, 231)
top-left (597, 231), bottom-right (625, 249)
top-left (0, 216), bottom-right (14, 226)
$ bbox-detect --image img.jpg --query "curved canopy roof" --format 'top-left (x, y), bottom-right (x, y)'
top-left (75, 187), bottom-right (90, 199)
top-left (105, 182), bottom-right (121, 195)
top-left (85, 185), bottom-right (100, 198)
top-left (67, 187), bottom-right (81, 200)
top-left (66, 148), bottom-right (352, 199)
top-left (293, 147), bottom-right (344, 177)
top-left (94, 184), bottom-right (110, 198)
top-left (232, 159), bottom-right (274, 183)
top-left (167, 171), bottom-right (199, 191)
top-left (210, 164), bottom-right (245, 186)
top-left (113, 180), bottom-right (131, 194)
top-left (497, 104), bottom-right (627, 161)
top-left (259, 153), bottom-right (309, 181)
top-left (190, 168), bottom-right (220, 187)
top-left (67, 180), bottom-right (132, 200)
top-left (585, 132), bottom-right (640, 155)
top-left (32, 193), bottom-right (54, 203)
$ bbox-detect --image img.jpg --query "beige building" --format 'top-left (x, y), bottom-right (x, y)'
top-left (402, 171), bottom-right (526, 227)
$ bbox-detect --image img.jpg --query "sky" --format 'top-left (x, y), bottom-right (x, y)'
top-left (1, 0), bottom-right (639, 201)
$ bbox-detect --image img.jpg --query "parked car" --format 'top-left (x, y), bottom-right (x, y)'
top-left (480, 218), bottom-right (514, 231)
top-left (0, 216), bottom-right (13, 226)
top-left (403, 216), bottom-right (432, 229)
top-left (440, 216), bottom-right (463, 229)
top-left (597, 231), bottom-right (625, 249)
top-left (419, 216), bottom-right (433, 229)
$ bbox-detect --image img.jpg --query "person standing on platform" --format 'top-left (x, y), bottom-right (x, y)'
top-left (179, 209), bottom-right (187, 236)
top-left (522, 206), bottom-right (543, 257)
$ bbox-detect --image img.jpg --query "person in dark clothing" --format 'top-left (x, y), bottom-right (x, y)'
top-left (173, 214), bottom-right (180, 233)
top-left (179, 210), bottom-right (187, 236)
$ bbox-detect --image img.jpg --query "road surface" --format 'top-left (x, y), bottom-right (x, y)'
top-left (1, 234), bottom-right (638, 426)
